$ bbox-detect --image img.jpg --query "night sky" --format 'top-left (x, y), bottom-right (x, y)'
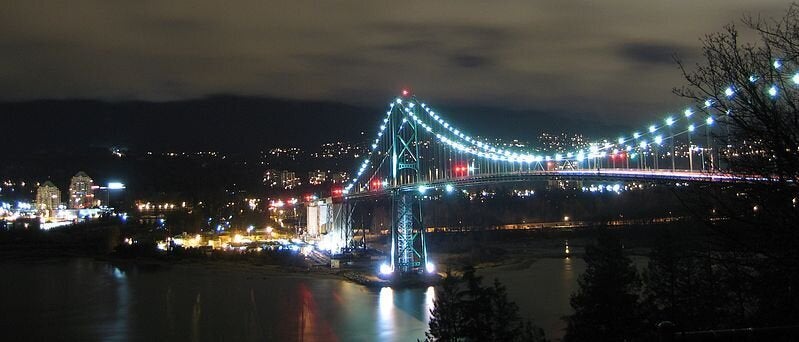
top-left (0, 1), bottom-right (788, 144)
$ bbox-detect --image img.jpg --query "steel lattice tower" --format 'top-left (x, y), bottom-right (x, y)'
top-left (389, 97), bottom-right (428, 274)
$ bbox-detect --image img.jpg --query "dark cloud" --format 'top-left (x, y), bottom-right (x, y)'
top-left (450, 54), bottom-right (493, 68)
top-left (0, 1), bottom-right (790, 128)
top-left (370, 22), bottom-right (517, 52)
top-left (618, 42), bottom-right (693, 66)
top-left (295, 53), bottom-right (376, 69)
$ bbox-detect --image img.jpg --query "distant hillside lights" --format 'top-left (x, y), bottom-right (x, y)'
top-left (264, 169), bottom-right (349, 189)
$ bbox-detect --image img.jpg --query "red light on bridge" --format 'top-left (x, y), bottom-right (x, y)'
top-left (453, 164), bottom-right (468, 177)
top-left (401, 89), bottom-right (411, 97)
top-left (331, 187), bottom-right (343, 198)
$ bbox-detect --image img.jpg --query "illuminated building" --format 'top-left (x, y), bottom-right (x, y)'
top-left (265, 169), bottom-right (303, 189)
top-left (263, 169), bottom-right (280, 187)
top-left (330, 172), bottom-right (348, 184)
top-left (35, 181), bottom-right (61, 214)
top-left (281, 170), bottom-right (300, 189)
top-left (69, 171), bottom-right (94, 209)
top-left (308, 170), bottom-right (327, 185)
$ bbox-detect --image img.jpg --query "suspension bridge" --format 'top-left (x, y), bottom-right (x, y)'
top-left (334, 83), bottom-right (766, 277)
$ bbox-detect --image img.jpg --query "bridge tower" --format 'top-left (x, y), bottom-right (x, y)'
top-left (388, 96), bottom-right (428, 274)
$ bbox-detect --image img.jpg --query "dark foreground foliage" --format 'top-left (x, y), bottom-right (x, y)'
top-left (424, 267), bottom-right (547, 342)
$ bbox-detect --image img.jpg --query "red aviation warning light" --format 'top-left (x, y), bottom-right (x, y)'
top-left (331, 186), bottom-right (344, 203)
top-left (401, 89), bottom-right (411, 97)
top-left (453, 163), bottom-right (468, 177)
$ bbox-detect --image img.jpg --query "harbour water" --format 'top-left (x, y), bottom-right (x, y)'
top-left (0, 257), bottom-right (630, 341)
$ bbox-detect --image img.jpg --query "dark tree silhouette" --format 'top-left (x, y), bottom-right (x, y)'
top-left (641, 228), bottom-right (732, 331)
top-left (563, 228), bottom-right (644, 342)
top-left (673, 3), bottom-right (799, 328)
top-left (426, 270), bottom-right (466, 341)
top-left (425, 267), bottom-right (546, 342)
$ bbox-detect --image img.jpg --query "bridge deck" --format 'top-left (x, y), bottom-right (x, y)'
top-left (345, 169), bottom-right (760, 199)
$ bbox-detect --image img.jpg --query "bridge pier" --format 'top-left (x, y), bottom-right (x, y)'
top-left (390, 190), bottom-right (427, 274)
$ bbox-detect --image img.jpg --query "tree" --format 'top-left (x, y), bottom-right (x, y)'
top-left (426, 270), bottom-right (466, 341)
top-left (564, 228), bottom-right (644, 342)
top-left (425, 267), bottom-right (546, 342)
top-left (676, 5), bottom-right (799, 184)
top-left (641, 227), bottom-right (732, 331)
top-left (674, 3), bottom-right (799, 327)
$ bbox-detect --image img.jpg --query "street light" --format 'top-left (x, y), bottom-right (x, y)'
top-left (639, 140), bottom-right (648, 170)
top-left (425, 262), bottom-right (436, 274)
top-left (706, 117), bottom-right (714, 172)
top-left (379, 263), bottom-right (393, 275)
top-left (653, 136), bottom-right (663, 169)
top-left (665, 117), bottom-right (675, 171)
top-left (103, 182), bottom-right (126, 208)
top-left (688, 124), bottom-right (695, 172)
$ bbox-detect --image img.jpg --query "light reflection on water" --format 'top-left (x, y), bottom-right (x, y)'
top-left (0, 259), bottom-right (436, 342)
top-left (0, 257), bottom-right (622, 341)
top-left (378, 287), bottom-right (395, 338)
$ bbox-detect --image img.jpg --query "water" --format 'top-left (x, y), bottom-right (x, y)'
top-left (0, 259), bottom-right (432, 342)
top-left (0, 257), bottom-right (638, 341)
top-left (482, 257), bottom-right (585, 339)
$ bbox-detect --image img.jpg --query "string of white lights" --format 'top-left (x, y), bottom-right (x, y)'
top-left (345, 59), bottom-right (797, 193)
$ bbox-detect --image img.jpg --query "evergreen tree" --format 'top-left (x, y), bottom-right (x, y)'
top-left (564, 228), bottom-right (644, 342)
top-left (426, 267), bottom-right (547, 342)
top-left (426, 270), bottom-right (466, 341)
top-left (641, 229), bottom-right (730, 331)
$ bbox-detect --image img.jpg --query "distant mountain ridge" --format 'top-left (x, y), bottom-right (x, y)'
top-left (0, 95), bottom-right (621, 153)
top-left (1, 95), bottom-right (374, 152)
